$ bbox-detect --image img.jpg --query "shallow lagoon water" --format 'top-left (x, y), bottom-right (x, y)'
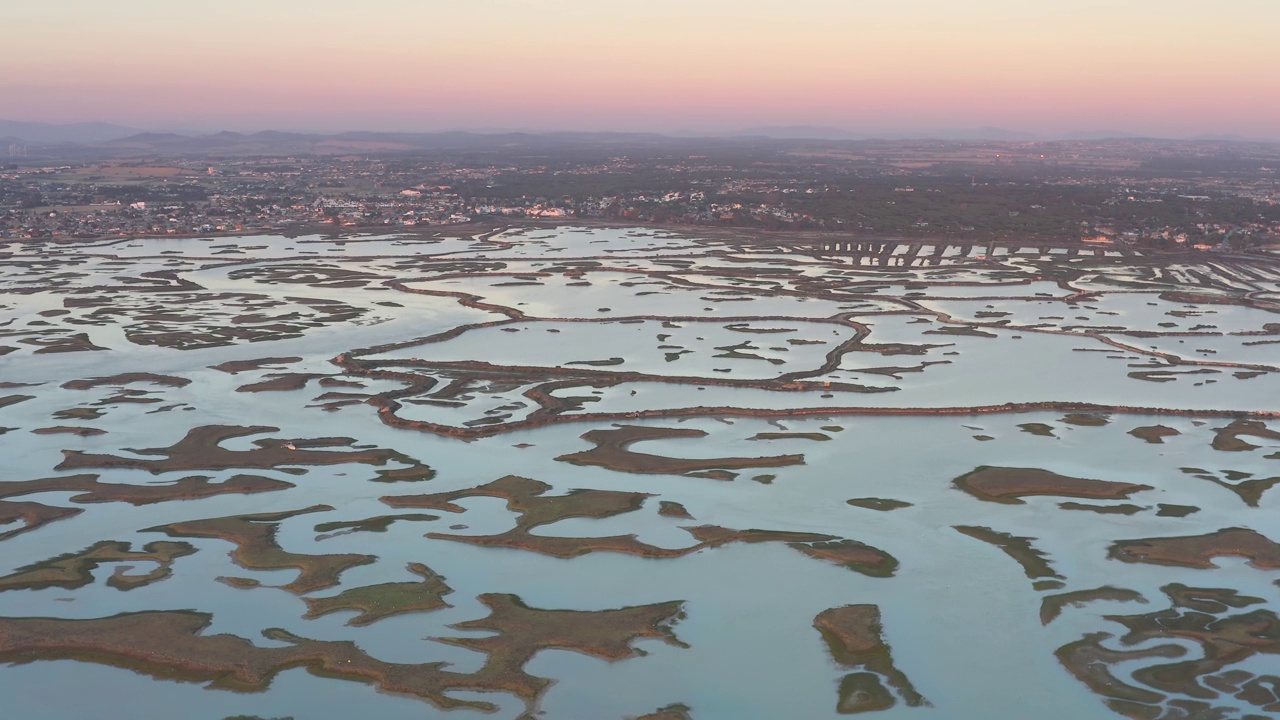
top-left (373, 319), bottom-right (852, 380)
top-left (4, 226), bottom-right (1280, 719)
top-left (923, 293), bottom-right (1280, 334)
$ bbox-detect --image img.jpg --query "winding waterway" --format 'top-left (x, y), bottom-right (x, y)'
top-left (2, 226), bottom-right (1280, 719)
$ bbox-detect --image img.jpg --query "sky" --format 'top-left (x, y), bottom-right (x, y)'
top-left (3, 0), bottom-right (1279, 138)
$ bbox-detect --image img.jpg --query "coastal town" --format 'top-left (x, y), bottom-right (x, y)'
top-left (2, 135), bottom-right (1278, 251)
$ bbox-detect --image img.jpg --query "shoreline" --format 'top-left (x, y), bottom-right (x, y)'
top-left (8, 217), bottom-right (1277, 255)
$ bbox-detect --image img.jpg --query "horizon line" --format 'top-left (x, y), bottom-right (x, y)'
top-left (3, 118), bottom-right (1280, 146)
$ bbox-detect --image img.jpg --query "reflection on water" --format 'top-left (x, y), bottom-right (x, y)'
top-left (3, 225), bottom-right (1280, 718)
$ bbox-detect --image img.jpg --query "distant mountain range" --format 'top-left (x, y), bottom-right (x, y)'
top-left (1, 119), bottom-right (1275, 158)
top-left (730, 125), bottom-right (1042, 141)
top-left (725, 126), bottom-right (1227, 142)
top-left (0, 119), bottom-right (144, 144)
top-left (0, 123), bottom-right (678, 157)
top-left (97, 129), bottom-right (673, 154)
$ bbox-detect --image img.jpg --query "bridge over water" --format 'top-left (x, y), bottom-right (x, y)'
top-left (814, 240), bottom-right (1138, 266)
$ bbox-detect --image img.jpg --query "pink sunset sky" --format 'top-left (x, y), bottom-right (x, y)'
top-left (4, 0), bottom-right (1278, 138)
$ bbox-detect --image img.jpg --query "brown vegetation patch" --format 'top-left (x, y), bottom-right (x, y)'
top-left (0, 501), bottom-right (83, 541)
top-left (630, 704), bottom-right (694, 720)
top-left (0, 611), bottom-right (482, 711)
top-left (209, 357), bottom-right (303, 374)
top-left (20, 333), bottom-right (108, 354)
top-left (1057, 583), bottom-right (1280, 717)
top-left (0, 394), bottom-right (35, 409)
top-left (1040, 586), bottom-right (1147, 625)
top-left (387, 476), bottom-right (896, 572)
top-left (146, 505), bottom-right (374, 593)
top-left (436, 592), bottom-right (687, 703)
top-left (1212, 419), bottom-right (1280, 452)
top-left (423, 528), bottom-right (686, 559)
top-left (303, 563), bottom-right (452, 626)
top-left (1056, 633), bottom-right (1183, 708)
top-left (92, 388), bottom-right (164, 406)
top-left (1129, 368), bottom-right (1220, 382)
top-left (0, 540), bottom-right (196, 592)
top-left (56, 425), bottom-right (427, 476)
top-left (1017, 423), bottom-right (1057, 437)
top-left (1162, 583), bottom-right (1267, 614)
top-left (1180, 467), bottom-right (1280, 507)
top-left (1058, 502), bottom-right (1145, 515)
top-left (1130, 425), bottom-right (1181, 444)
top-left (658, 501), bottom-right (693, 518)
top-left (318, 377), bottom-right (365, 388)
top-left (313, 513), bottom-right (439, 536)
top-left (787, 539), bottom-right (899, 578)
top-left (748, 432), bottom-right (831, 442)
top-left (954, 466), bottom-right (1152, 504)
top-left (31, 426), bottom-right (107, 437)
top-left (389, 475), bottom-right (676, 558)
top-left (217, 576), bottom-right (262, 589)
top-left (235, 373), bottom-right (330, 393)
top-left (51, 407), bottom-right (104, 421)
top-left (924, 325), bottom-right (998, 338)
top-left (1060, 413), bottom-right (1110, 426)
top-left (1109, 528), bottom-right (1280, 570)
top-left (556, 425), bottom-right (804, 476)
top-left (371, 465), bottom-right (437, 483)
top-left (0, 473), bottom-right (293, 505)
top-left (847, 497), bottom-right (913, 511)
top-left (813, 605), bottom-right (929, 713)
top-left (385, 475), bottom-right (649, 528)
top-left (955, 525), bottom-right (1061, 579)
top-left (61, 373), bottom-right (190, 390)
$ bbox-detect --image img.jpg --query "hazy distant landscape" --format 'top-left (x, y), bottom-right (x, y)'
top-left (4, 123), bottom-right (1278, 254)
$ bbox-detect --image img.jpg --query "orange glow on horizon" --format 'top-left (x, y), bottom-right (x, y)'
top-left (4, 0), bottom-right (1278, 137)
